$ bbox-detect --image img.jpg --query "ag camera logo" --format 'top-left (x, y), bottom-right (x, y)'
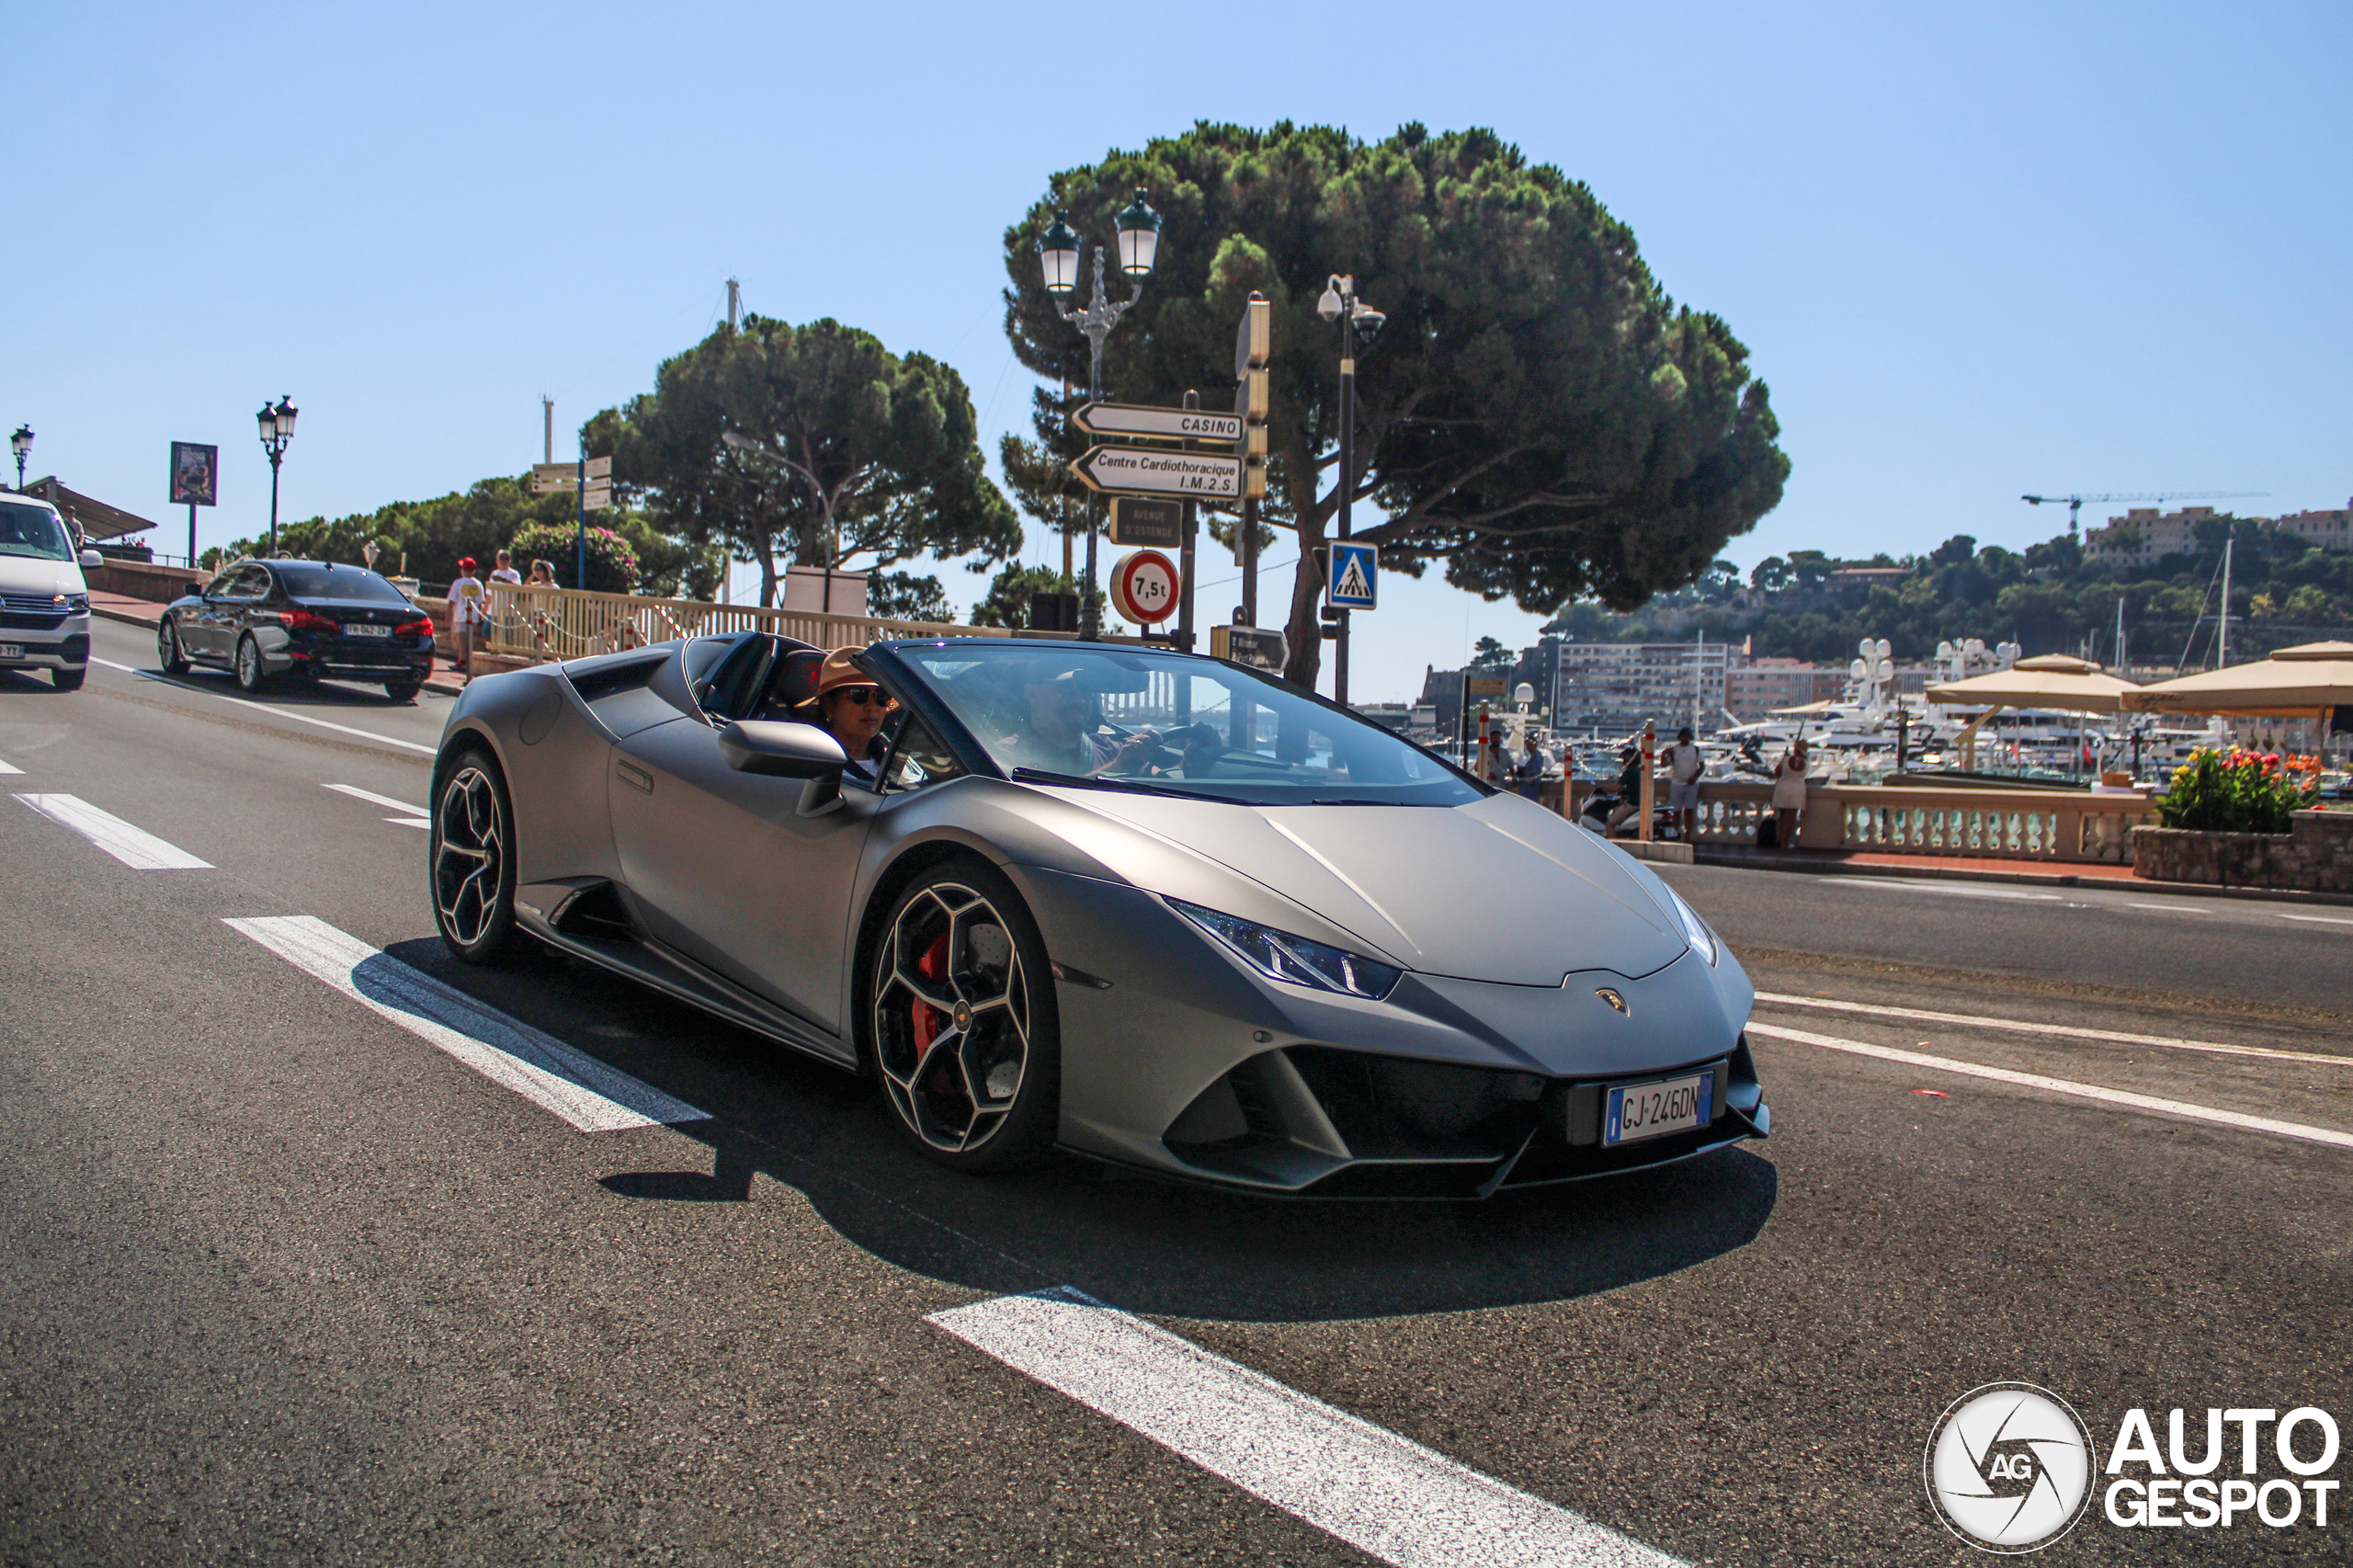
top-left (1925, 1383), bottom-right (2096, 1552)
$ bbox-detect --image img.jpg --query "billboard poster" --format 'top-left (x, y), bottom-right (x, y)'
top-left (169, 441), bottom-right (218, 506)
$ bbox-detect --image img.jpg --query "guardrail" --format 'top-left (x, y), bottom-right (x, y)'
top-left (1566, 778), bottom-right (2155, 865)
top-left (475, 584), bottom-right (1052, 661)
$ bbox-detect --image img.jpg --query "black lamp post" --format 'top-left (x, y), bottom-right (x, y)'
top-left (1315, 276), bottom-right (1384, 705)
top-left (256, 396), bottom-right (297, 554)
top-left (9, 425), bottom-right (30, 491)
top-left (1039, 190), bottom-right (1161, 638)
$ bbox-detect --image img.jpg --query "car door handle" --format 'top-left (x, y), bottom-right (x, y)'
top-left (618, 761), bottom-right (654, 794)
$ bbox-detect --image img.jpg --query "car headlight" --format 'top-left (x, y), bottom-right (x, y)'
top-left (1168, 898), bottom-right (1404, 1000)
top-left (65, 594), bottom-right (88, 615)
top-left (1661, 882), bottom-right (1719, 966)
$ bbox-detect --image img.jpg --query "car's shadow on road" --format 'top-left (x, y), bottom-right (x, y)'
top-left (391, 937), bottom-right (1778, 1325)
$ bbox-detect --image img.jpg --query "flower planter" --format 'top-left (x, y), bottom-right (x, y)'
top-left (2131, 812), bottom-right (2353, 892)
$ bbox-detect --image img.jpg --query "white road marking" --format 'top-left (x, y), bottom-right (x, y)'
top-left (1751, 992), bottom-right (2352, 1068)
top-left (2129, 901), bottom-right (2211, 913)
top-left (11, 793), bottom-right (211, 869)
top-left (930, 1288), bottom-right (1683, 1568)
top-left (92, 658), bottom-right (439, 756)
top-left (1745, 1021), bottom-right (2353, 1153)
top-left (1840, 880), bottom-right (2069, 902)
top-left (324, 782), bottom-right (427, 817)
top-left (224, 915), bottom-right (704, 1133)
top-left (0, 758), bottom-right (20, 774)
top-left (2277, 913), bottom-right (2353, 926)
top-left (389, 817), bottom-right (428, 828)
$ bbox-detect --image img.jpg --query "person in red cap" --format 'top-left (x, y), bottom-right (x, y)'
top-left (449, 556), bottom-right (484, 682)
top-left (812, 647), bottom-right (895, 784)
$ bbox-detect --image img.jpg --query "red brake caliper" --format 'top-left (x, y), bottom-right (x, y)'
top-left (913, 930), bottom-right (953, 1087)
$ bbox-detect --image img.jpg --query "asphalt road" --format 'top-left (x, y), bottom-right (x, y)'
top-left (3, 617), bottom-right (2348, 1566)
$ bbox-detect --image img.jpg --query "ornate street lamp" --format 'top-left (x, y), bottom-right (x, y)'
top-left (9, 425), bottom-right (30, 491)
top-left (1037, 190), bottom-right (1161, 638)
top-left (1315, 276), bottom-right (1384, 704)
top-left (256, 396), bottom-right (297, 555)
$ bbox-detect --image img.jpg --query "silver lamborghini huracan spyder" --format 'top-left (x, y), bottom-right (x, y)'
top-left (428, 634), bottom-right (1768, 1197)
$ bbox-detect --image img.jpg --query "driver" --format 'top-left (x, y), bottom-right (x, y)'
top-left (811, 648), bottom-right (896, 784)
top-left (992, 660), bottom-right (1159, 777)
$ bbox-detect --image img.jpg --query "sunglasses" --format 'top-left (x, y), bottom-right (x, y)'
top-left (833, 687), bottom-right (891, 707)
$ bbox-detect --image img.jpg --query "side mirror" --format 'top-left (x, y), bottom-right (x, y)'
top-left (719, 720), bottom-right (847, 779)
top-left (78, 549), bottom-right (103, 570)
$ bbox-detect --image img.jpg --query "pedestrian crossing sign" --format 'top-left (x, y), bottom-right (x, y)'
top-left (1328, 541), bottom-right (1378, 609)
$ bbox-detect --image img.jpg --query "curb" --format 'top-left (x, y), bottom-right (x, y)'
top-left (91, 605), bottom-right (162, 630)
top-left (1691, 848), bottom-right (2353, 909)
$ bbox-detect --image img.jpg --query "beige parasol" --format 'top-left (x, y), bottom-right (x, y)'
top-left (2120, 642), bottom-right (2353, 718)
top-left (1925, 654), bottom-right (2142, 769)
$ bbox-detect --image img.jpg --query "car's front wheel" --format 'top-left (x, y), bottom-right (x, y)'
top-left (431, 747), bottom-right (524, 964)
top-left (869, 860), bottom-right (1060, 1172)
top-left (157, 619), bottom-right (189, 675)
top-left (50, 665), bottom-right (85, 691)
top-left (233, 633), bottom-right (267, 693)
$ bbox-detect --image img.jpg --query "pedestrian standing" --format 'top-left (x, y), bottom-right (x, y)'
top-left (1514, 734), bottom-right (1546, 801)
top-left (527, 558), bottom-right (556, 587)
top-left (1607, 744), bottom-right (1645, 836)
top-left (1770, 735), bottom-right (1810, 848)
top-left (489, 548), bottom-right (522, 586)
top-left (449, 556), bottom-right (484, 684)
top-left (1665, 725), bottom-right (1707, 841)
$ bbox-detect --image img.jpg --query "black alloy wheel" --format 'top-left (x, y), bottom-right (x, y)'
top-left (431, 748), bottom-right (523, 963)
top-left (157, 619), bottom-right (188, 675)
top-left (868, 859), bottom-right (1060, 1172)
top-left (233, 633), bottom-right (267, 693)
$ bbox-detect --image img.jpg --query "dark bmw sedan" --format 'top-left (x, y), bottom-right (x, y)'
top-left (158, 560), bottom-right (438, 701)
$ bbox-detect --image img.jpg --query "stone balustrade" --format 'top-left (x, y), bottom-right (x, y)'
top-left (1564, 778), bottom-right (2155, 865)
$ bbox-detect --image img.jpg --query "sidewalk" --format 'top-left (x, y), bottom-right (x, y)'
top-left (90, 591), bottom-right (472, 697)
top-left (1693, 842), bottom-right (2353, 907)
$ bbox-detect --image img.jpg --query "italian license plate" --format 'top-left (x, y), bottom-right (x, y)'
top-left (0, 643), bottom-right (22, 660)
top-left (1603, 1071), bottom-right (1714, 1146)
top-left (345, 622), bottom-right (392, 637)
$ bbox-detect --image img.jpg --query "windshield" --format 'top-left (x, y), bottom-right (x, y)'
top-left (275, 564), bottom-right (410, 602)
top-left (0, 503), bottom-right (72, 562)
top-left (897, 642), bottom-right (1484, 807)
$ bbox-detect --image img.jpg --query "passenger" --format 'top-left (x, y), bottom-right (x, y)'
top-left (812, 647), bottom-right (895, 784)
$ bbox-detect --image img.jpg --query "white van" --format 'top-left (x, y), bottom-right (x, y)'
top-left (0, 494), bottom-right (101, 690)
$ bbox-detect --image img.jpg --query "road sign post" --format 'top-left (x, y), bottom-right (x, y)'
top-left (1107, 496), bottom-right (1183, 549)
top-left (1070, 447), bottom-right (1242, 499)
top-left (1327, 541), bottom-right (1377, 608)
top-left (1233, 293), bottom-right (1270, 631)
top-left (1073, 403), bottom-right (1243, 443)
top-left (1109, 549), bottom-right (1179, 627)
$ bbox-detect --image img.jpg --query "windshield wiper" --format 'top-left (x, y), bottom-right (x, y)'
top-left (1009, 767), bottom-right (1194, 800)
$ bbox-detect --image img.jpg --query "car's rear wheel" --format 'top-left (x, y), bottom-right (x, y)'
top-left (383, 678), bottom-right (423, 704)
top-left (233, 633), bottom-right (267, 693)
top-left (50, 665), bottom-right (85, 691)
top-left (157, 619), bottom-right (189, 675)
top-left (869, 860), bottom-right (1059, 1172)
top-left (432, 747), bottom-right (523, 964)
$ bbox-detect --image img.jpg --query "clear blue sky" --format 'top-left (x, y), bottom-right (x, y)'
top-left (12, 1), bottom-right (2347, 701)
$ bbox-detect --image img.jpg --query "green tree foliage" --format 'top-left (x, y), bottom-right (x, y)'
top-left (1469, 635), bottom-right (1516, 671)
top-left (1551, 517), bottom-right (2353, 667)
top-left (1002, 122), bottom-right (1788, 684)
top-left (509, 522), bottom-right (638, 594)
top-left (590, 316), bottom-right (1019, 608)
top-left (868, 570), bottom-right (954, 623)
top-left (970, 563), bottom-right (1083, 629)
top-left (235, 475), bottom-right (710, 596)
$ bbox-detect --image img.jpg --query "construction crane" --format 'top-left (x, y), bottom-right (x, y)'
top-left (2021, 491), bottom-right (2269, 537)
